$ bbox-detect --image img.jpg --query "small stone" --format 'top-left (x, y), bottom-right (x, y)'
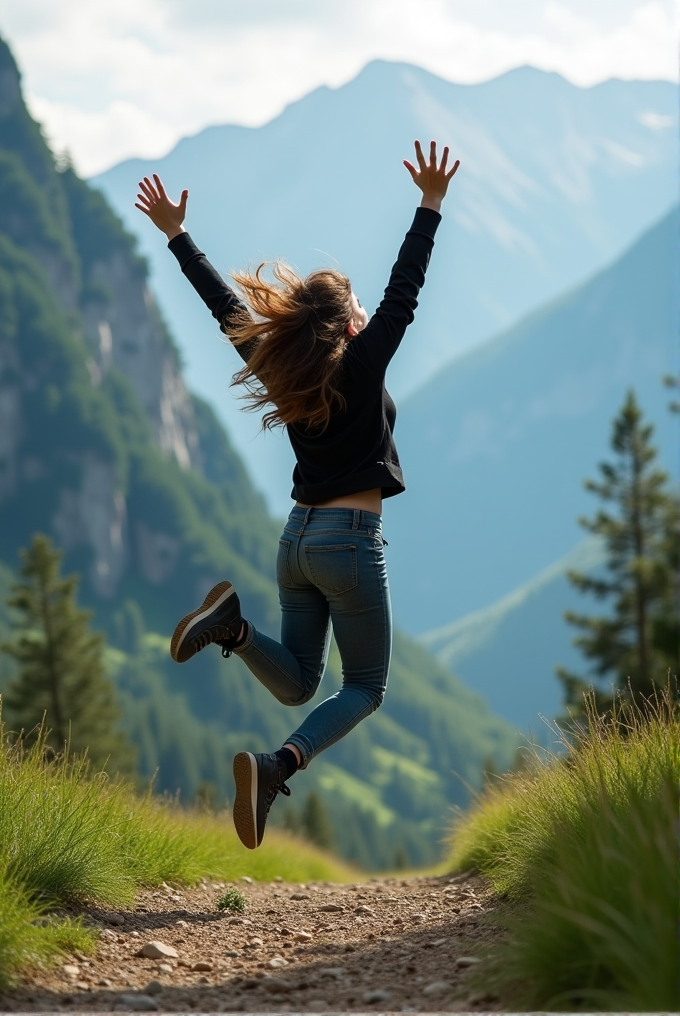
top-left (158, 964), bottom-right (174, 974)
top-left (318, 903), bottom-right (343, 912)
top-left (264, 977), bottom-right (291, 994)
top-left (224, 949), bottom-right (240, 957)
top-left (62, 965), bottom-right (79, 978)
top-left (423, 980), bottom-right (452, 996)
top-left (98, 978), bottom-right (112, 987)
top-left (268, 957), bottom-right (288, 968)
top-left (468, 990), bottom-right (499, 1004)
top-left (191, 961), bottom-right (213, 972)
top-left (75, 981), bottom-right (90, 991)
top-left (290, 892), bottom-right (310, 900)
top-left (319, 966), bottom-right (346, 978)
top-left (432, 937), bottom-right (447, 946)
top-left (101, 928), bottom-right (119, 941)
top-left (175, 919), bottom-right (189, 928)
top-left (198, 975), bottom-right (210, 983)
top-left (140, 941), bottom-right (178, 960)
top-left (247, 936), bottom-right (264, 947)
top-left (354, 905), bottom-right (375, 916)
top-left (115, 993), bottom-right (159, 1011)
top-left (456, 955), bottom-right (481, 967)
top-left (292, 930), bottom-right (312, 942)
top-left (143, 981), bottom-right (164, 996)
top-left (240, 876), bottom-right (253, 884)
top-left (106, 914), bottom-right (125, 926)
top-left (130, 931), bottom-right (140, 937)
top-left (363, 988), bottom-right (391, 1004)
top-left (412, 912), bottom-right (427, 921)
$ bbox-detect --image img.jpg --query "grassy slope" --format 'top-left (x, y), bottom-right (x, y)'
top-left (447, 696), bottom-right (679, 1011)
top-left (0, 726), bottom-right (352, 987)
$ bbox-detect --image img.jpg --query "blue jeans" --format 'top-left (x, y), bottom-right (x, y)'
top-left (234, 506), bottom-right (392, 768)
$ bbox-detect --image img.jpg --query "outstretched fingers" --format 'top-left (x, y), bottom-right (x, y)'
top-left (414, 139), bottom-right (428, 173)
top-left (446, 159), bottom-right (461, 181)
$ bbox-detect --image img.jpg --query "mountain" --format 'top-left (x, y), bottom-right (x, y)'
top-left (421, 539), bottom-right (607, 734)
top-left (92, 61), bottom-right (678, 514)
top-left (387, 207), bottom-right (679, 633)
top-left (0, 34), bottom-right (520, 868)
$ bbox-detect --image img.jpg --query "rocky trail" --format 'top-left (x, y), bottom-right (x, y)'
top-left (0, 873), bottom-right (508, 1013)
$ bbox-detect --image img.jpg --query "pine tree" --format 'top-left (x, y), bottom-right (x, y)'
top-left (0, 534), bottom-right (135, 771)
top-left (557, 391), bottom-right (679, 714)
top-left (301, 791), bottom-right (334, 850)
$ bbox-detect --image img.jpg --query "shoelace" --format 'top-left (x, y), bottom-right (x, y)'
top-left (265, 779), bottom-right (291, 815)
top-left (191, 625), bottom-right (235, 654)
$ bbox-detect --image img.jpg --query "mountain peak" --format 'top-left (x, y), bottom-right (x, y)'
top-left (0, 35), bottom-right (22, 118)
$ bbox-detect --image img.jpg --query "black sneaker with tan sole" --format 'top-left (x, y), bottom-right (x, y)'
top-left (232, 751), bottom-right (291, 849)
top-left (170, 581), bottom-right (243, 663)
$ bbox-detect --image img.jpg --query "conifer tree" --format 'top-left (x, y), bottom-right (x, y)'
top-left (557, 391), bottom-right (679, 714)
top-left (0, 534), bottom-right (135, 771)
top-left (301, 791), bottom-right (334, 850)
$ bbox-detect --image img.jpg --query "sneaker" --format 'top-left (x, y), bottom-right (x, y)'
top-left (170, 581), bottom-right (243, 663)
top-left (232, 752), bottom-right (291, 849)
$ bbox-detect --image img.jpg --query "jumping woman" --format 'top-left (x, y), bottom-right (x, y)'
top-left (135, 141), bottom-right (459, 849)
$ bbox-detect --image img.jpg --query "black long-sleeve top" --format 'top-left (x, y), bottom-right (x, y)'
top-left (168, 206), bottom-right (441, 504)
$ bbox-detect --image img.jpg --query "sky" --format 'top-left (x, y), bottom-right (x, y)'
top-left (1, 0), bottom-right (678, 175)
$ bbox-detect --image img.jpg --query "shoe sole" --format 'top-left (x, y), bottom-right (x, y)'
top-left (233, 752), bottom-right (259, 850)
top-left (170, 581), bottom-right (236, 663)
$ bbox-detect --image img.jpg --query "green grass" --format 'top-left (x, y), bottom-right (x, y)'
top-left (447, 692), bottom-right (680, 1011)
top-left (0, 718), bottom-right (354, 987)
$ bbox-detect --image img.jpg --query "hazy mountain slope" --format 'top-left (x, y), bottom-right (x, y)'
top-left (92, 62), bottom-right (678, 514)
top-left (387, 207), bottom-right (679, 632)
top-left (0, 35), bottom-right (520, 868)
top-left (421, 539), bottom-right (607, 733)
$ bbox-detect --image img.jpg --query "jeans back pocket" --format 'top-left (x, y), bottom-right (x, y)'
top-left (277, 539), bottom-right (295, 589)
top-left (304, 544), bottom-right (358, 595)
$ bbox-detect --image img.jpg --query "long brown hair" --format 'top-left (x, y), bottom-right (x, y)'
top-left (228, 261), bottom-right (353, 431)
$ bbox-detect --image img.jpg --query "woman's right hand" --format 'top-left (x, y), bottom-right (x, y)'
top-left (135, 174), bottom-right (188, 240)
top-left (404, 141), bottom-right (460, 213)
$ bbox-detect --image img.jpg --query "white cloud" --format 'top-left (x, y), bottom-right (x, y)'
top-left (2, 0), bottom-right (677, 175)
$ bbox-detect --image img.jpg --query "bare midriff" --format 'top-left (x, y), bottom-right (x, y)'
top-left (295, 487), bottom-right (382, 516)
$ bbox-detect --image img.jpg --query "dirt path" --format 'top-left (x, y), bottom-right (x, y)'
top-left (0, 873), bottom-right (507, 1013)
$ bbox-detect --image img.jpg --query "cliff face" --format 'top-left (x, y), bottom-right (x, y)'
top-left (0, 35), bottom-right (277, 619)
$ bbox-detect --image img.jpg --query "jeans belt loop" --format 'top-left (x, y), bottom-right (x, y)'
top-left (352, 509), bottom-right (360, 530)
top-left (302, 506), bottom-right (313, 534)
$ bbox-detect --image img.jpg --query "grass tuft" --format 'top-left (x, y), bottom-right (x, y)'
top-left (448, 690), bottom-right (680, 1011)
top-left (216, 888), bottom-right (246, 913)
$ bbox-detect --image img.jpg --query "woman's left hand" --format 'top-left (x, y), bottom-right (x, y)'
top-left (135, 174), bottom-right (188, 240)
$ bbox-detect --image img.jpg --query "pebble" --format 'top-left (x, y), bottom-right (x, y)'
top-left (363, 988), bottom-right (391, 1004)
top-left (354, 905), bottom-right (375, 916)
top-left (268, 957), bottom-right (288, 968)
top-left (143, 981), bottom-right (164, 996)
top-left (75, 981), bottom-right (90, 991)
top-left (456, 955), bottom-right (481, 967)
top-left (62, 965), bottom-right (79, 979)
top-left (191, 961), bottom-right (213, 971)
top-left (140, 941), bottom-right (179, 960)
top-left (224, 949), bottom-right (240, 957)
top-left (240, 876), bottom-right (253, 884)
top-left (318, 966), bottom-right (346, 978)
top-left (432, 937), bottom-right (447, 946)
top-left (115, 994), bottom-right (159, 1011)
top-left (293, 930), bottom-right (312, 942)
top-left (263, 977), bottom-right (291, 993)
top-left (158, 964), bottom-right (174, 974)
top-left (106, 914), bottom-right (125, 926)
top-left (101, 929), bottom-right (119, 941)
top-left (290, 892), bottom-right (309, 900)
top-left (247, 936), bottom-right (264, 947)
top-left (98, 978), bottom-right (112, 987)
top-left (423, 980), bottom-right (452, 996)
top-left (175, 919), bottom-right (189, 928)
top-left (318, 903), bottom-right (343, 912)
top-left (412, 912), bottom-right (427, 921)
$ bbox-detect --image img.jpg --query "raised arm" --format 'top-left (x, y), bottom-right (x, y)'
top-left (135, 175), bottom-right (253, 360)
top-left (350, 142), bottom-right (459, 377)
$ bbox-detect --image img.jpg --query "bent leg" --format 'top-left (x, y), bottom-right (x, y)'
top-left (284, 535), bottom-right (391, 768)
top-left (233, 546), bottom-right (331, 706)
